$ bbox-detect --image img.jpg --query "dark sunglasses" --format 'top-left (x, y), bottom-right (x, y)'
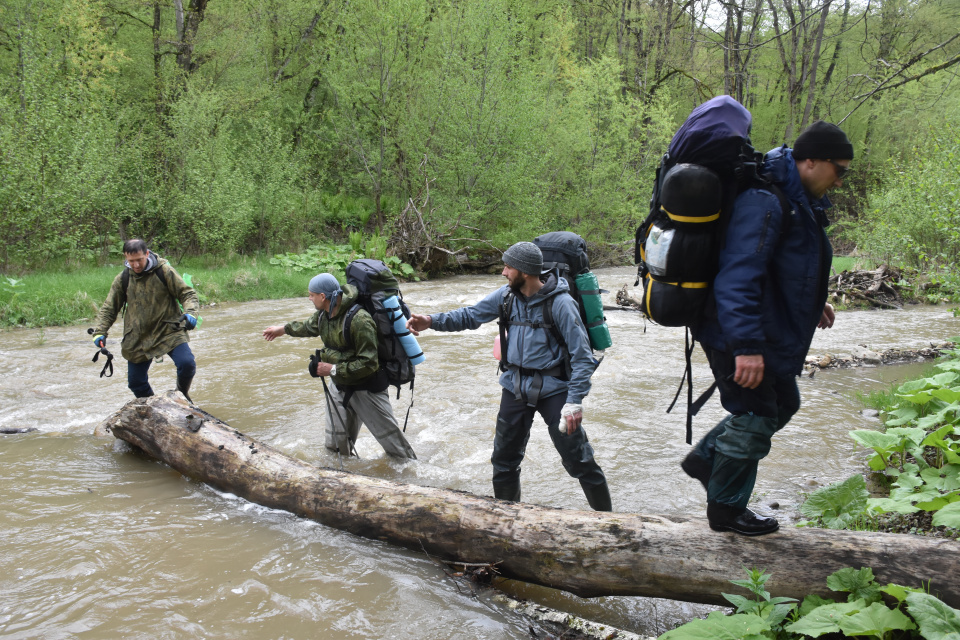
top-left (828, 160), bottom-right (850, 179)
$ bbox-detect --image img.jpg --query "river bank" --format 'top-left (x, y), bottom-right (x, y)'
top-left (2, 247), bottom-right (956, 330)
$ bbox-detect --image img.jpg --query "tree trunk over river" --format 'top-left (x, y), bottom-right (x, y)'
top-left (97, 393), bottom-right (960, 608)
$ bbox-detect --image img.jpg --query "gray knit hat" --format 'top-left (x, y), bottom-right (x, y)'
top-left (502, 242), bottom-right (543, 275)
top-left (308, 273), bottom-right (342, 299)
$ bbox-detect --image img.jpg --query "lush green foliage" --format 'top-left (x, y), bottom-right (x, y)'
top-left (800, 342), bottom-right (960, 531)
top-left (659, 567), bottom-right (960, 639)
top-left (1, 0), bottom-right (958, 273)
top-left (848, 118), bottom-right (960, 274)
top-left (269, 244), bottom-right (415, 278)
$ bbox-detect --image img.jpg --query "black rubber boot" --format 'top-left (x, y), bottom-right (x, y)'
top-left (681, 450), bottom-right (711, 491)
top-left (580, 480), bottom-right (613, 512)
top-left (493, 480), bottom-right (521, 502)
top-left (707, 502), bottom-right (779, 536)
top-left (176, 377), bottom-right (194, 404)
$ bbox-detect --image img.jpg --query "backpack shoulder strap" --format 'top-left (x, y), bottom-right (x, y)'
top-left (121, 268), bottom-right (130, 307)
top-left (497, 291), bottom-right (514, 371)
top-left (543, 295), bottom-right (573, 380)
top-left (541, 295), bottom-right (565, 349)
top-left (341, 303), bottom-right (363, 350)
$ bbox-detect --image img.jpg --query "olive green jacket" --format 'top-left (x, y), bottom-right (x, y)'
top-left (93, 253), bottom-right (200, 364)
top-left (284, 284), bottom-right (379, 387)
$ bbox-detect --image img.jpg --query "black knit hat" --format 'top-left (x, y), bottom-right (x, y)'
top-left (793, 121), bottom-right (854, 160)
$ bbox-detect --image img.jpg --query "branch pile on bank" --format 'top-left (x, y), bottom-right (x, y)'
top-left (829, 265), bottom-right (905, 309)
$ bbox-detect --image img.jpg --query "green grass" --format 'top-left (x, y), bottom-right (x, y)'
top-left (832, 255), bottom-right (867, 273)
top-left (0, 254), bottom-right (312, 329)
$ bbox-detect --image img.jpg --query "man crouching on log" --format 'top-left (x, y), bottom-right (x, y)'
top-left (262, 273), bottom-right (417, 460)
top-left (407, 242), bottom-right (611, 511)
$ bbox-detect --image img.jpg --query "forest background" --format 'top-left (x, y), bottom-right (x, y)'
top-left (1, 0), bottom-right (959, 282)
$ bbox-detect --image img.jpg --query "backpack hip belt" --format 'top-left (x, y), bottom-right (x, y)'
top-left (506, 363), bottom-right (567, 408)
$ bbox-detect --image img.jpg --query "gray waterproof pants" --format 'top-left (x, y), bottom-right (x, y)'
top-left (323, 381), bottom-right (417, 460)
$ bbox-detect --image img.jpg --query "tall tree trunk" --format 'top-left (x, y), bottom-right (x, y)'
top-left (800, 0), bottom-right (832, 130)
top-left (97, 393), bottom-right (960, 609)
top-left (172, 0), bottom-right (209, 95)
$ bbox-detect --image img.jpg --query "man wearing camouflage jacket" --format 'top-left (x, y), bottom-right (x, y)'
top-left (262, 273), bottom-right (416, 460)
top-left (92, 239), bottom-right (200, 401)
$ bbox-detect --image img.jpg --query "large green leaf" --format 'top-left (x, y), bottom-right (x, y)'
top-left (799, 475), bottom-right (868, 527)
top-left (900, 378), bottom-right (936, 393)
top-left (920, 465), bottom-right (960, 492)
top-left (884, 407), bottom-right (919, 426)
top-left (827, 568), bottom-right (882, 604)
top-left (905, 592), bottom-right (960, 640)
top-left (850, 429), bottom-right (900, 454)
top-left (931, 372), bottom-right (960, 387)
top-left (919, 403), bottom-right (960, 430)
top-left (657, 611), bottom-right (771, 640)
top-left (932, 500), bottom-right (960, 528)
top-left (837, 602), bottom-right (916, 636)
top-left (798, 594), bottom-right (837, 616)
top-left (784, 600), bottom-right (864, 638)
top-left (898, 390), bottom-right (935, 405)
top-left (884, 407), bottom-right (920, 427)
top-left (882, 583), bottom-right (928, 603)
top-left (887, 426), bottom-right (929, 446)
top-left (930, 389), bottom-right (960, 404)
top-left (868, 496), bottom-right (921, 515)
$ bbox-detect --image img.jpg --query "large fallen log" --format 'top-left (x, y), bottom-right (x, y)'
top-left (97, 393), bottom-right (960, 608)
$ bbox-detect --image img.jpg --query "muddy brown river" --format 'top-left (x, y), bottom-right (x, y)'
top-left (2, 266), bottom-right (959, 638)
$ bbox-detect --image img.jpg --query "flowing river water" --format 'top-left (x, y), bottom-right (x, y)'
top-left (2, 266), bottom-right (960, 639)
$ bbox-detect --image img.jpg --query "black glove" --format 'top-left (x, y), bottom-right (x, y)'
top-left (308, 352), bottom-right (321, 378)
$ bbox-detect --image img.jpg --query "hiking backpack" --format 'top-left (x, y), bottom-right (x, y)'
top-left (633, 95), bottom-right (789, 443)
top-left (533, 231), bottom-right (612, 352)
top-left (342, 259), bottom-right (422, 403)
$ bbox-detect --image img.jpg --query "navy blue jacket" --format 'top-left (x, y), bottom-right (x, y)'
top-left (694, 146), bottom-right (833, 377)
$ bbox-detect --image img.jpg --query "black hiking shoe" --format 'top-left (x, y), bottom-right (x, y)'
top-left (707, 503), bottom-right (779, 536)
top-left (681, 451), bottom-right (711, 491)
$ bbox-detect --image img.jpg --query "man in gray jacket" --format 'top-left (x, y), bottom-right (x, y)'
top-left (407, 242), bottom-right (611, 510)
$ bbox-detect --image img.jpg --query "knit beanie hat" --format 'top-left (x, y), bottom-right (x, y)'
top-left (793, 121), bottom-right (854, 160)
top-left (308, 273), bottom-right (342, 300)
top-left (502, 242), bottom-right (543, 275)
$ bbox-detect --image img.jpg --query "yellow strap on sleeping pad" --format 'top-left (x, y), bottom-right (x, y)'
top-left (661, 206), bottom-right (721, 224)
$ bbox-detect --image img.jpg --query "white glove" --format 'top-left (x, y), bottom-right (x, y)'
top-left (560, 403), bottom-right (583, 435)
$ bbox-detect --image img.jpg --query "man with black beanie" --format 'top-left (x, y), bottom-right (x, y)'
top-left (681, 120), bottom-right (853, 535)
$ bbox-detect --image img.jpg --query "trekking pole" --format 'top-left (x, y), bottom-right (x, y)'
top-left (86, 328), bottom-right (115, 378)
top-left (320, 376), bottom-right (359, 470)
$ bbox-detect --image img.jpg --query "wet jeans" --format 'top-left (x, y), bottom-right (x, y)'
top-left (127, 342), bottom-right (196, 398)
top-left (693, 345), bottom-right (800, 509)
top-left (491, 388), bottom-right (606, 490)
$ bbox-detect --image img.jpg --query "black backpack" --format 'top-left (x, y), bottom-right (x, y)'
top-left (533, 232), bottom-right (612, 353)
top-left (633, 96), bottom-right (789, 443)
